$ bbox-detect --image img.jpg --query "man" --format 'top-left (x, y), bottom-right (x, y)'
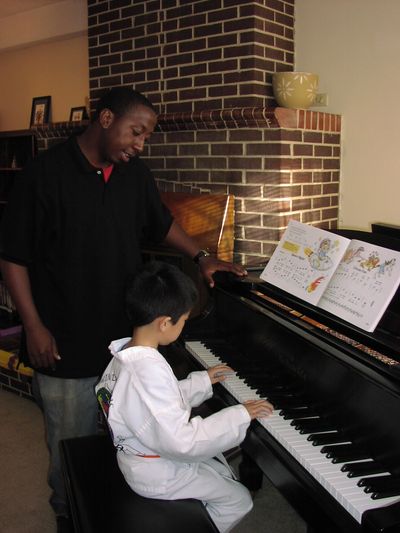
top-left (0, 87), bottom-right (246, 530)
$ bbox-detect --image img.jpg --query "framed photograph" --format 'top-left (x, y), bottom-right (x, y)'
top-left (30, 96), bottom-right (51, 127)
top-left (69, 106), bottom-right (88, 122)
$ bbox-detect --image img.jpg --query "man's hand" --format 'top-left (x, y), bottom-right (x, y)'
top-left (162, 221), bottom-right (247, 288)
top-left (198, 256), bottom-right (247, 288)
top-left (0, 260), bottom-right (60, 369)
top-left (25, 323), bottom-right (61, 369)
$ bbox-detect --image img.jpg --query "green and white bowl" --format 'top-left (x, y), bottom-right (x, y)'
top-left (272, 72), bottom-right (319, 109)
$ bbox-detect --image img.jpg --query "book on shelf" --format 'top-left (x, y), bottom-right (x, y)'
top-left (0, 324), bottom-right (22, 337)
top-left (260, 220), bottom-right (400, 332)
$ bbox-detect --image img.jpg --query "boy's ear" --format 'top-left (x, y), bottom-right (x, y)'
top-left (159, 316), bottom-right (172, 332)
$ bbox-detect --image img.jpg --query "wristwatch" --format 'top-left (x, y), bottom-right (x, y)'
top-left (192, 250), bottom-right (210, 264)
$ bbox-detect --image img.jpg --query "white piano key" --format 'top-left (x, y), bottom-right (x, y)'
top-left (185, 341), bottom-right (400, 524)
top-left (349, 494), bottom-right (400, 523)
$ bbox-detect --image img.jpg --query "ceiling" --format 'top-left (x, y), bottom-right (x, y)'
top-left (0, 0), bottom-right (60, 18)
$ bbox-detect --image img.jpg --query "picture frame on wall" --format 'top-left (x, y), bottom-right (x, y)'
top-left (69, 106), bottom-right (88, 122)
top-left (30, 95), bottom-right (51, 127)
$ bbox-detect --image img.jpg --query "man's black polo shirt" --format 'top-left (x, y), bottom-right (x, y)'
top-left (0, 136), bottom-right (173, 377)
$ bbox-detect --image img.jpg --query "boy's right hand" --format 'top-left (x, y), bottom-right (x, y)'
top-left (243, 399), bottom-right (274, 420)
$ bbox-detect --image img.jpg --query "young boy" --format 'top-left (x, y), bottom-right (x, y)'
top-left (95, 261), bottom-right (273, 532)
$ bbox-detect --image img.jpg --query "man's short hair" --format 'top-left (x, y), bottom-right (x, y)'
top-left (93, 87), bottom-right (155, 121)
top-left (126, 261), bottom-right (198, 327)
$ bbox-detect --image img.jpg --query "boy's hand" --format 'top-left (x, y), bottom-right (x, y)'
top-left (244, 399), bottom-right (274, 420)
top-left (207, 364), bottom-right (235, 384)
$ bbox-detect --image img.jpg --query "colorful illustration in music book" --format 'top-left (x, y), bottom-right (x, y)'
top-left (260, 220), bottom-right (400, 332)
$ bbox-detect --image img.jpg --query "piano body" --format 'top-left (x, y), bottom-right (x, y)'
top-left (163, 225), bottom-right (400, 533)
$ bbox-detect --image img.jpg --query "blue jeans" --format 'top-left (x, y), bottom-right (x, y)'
top-left (33, 372), bottom-right (99, 516)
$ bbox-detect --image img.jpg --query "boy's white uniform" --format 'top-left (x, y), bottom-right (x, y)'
top-left (96, 338), bottom-right (253, 532)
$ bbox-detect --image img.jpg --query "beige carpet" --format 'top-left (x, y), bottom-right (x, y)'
top-left (230, 459), bottom-right (306, 533)
top-left (0, 388), bottom-right (55, 533)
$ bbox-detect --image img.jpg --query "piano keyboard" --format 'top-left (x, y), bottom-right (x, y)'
top-left (185, 340), bottom-right (400, 524)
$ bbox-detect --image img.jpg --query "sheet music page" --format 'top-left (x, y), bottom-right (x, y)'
top-left (260, 220), bottom-right (351, 305)
top-left (318, 239), bottom-right (400, 331)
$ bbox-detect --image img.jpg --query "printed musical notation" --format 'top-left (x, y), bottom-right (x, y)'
top-left (261, 221), bottom-right (400, 332)
top-left (261, 220), bottom-right (350, 306)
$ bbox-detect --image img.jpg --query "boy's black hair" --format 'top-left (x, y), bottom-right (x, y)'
top-left (93, 87), bottom-right (155, 121)
top-left (126, 261), bottom-right (198, 327)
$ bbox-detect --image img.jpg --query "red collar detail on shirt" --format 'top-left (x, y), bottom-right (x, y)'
top-left (102, 165), bottom-right (114, 183)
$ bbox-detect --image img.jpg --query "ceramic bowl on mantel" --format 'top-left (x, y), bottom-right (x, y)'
top-left (272, 72), bottom-right (319, 109)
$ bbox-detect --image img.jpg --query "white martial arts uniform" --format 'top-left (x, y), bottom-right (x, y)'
top-left (95, 338), bottom-right (253, 532)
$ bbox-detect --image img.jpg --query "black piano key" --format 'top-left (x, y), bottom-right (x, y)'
top-left (239, 368), bottom-right (284, 377)
top-left (321, 444), bottom-right (370, 463)
top-left (359, 475), bottom-right (400, 491)
top-left (258, 390), bottom-right (298, 400)
top-left (250, 375), bottom-right (294, 387)
top-left (307, 432), bottom-right (348, 446)
top-left (202, 342), bottom-right (280, 373)
top-left (242, 376), bottom-right (273, 385)
top-left (341, 460), bottom-right (388, 478)
top-left (321, 443), bottom-right (357, 455)
top-left (280, 406), bottom-right (319, 420)
top-left (266, 398), bottom-right (309, 410)
top-left (269, 384), bottom-right (300, 392)
top-left (371, 487), bottom-right (400, 500)
top-left (242, 371), bottom-right (284, 383)
top-left (292, 418), bottom-right (336, 434)
top-left (246, 381), bottom-right (299, 393)
top-left (290, 416), bottom-right (318, 426)
top-left (253, 383), bottom-right (291, 394)
top-left (332, 452), bottom-right (371, 464)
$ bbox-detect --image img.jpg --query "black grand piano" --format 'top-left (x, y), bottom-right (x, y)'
top-left (162, 224), bottom-right (400, 533)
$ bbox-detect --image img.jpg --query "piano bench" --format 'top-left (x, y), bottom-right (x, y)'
top-left (60, 434), bottom-right (219, 533)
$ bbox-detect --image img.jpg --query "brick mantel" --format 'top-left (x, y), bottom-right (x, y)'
top-left (31, 107), bottom-right (340, 136)
top-left (157, 107), bottom-right (340, 133)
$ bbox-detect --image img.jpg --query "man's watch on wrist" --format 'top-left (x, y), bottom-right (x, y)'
top-left (192, 250), bottom-right (210, 264)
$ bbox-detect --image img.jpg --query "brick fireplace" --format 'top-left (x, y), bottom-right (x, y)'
top-left (35, 0), bottom-right (342, 266)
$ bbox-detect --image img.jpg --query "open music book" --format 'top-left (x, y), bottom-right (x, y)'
top-left (260, 220), bottom-right (400, 332)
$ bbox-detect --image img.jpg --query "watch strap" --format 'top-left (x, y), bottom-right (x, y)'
top-left (192, 250), bottom-right (210, 264)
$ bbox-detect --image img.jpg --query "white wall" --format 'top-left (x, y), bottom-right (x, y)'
top-left (295, 0), bottom-right (400, 231)
top-left (0, 0), bottom-right (87, 52)
top-left (0, 0), bottom-right (88, 131)
top-left (0, 35), bottom-right (89, 130)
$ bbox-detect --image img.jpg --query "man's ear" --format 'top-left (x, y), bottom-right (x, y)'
top-left (159, 316), bottom-right (172, 332)
top-left (99, 108), bottom-right (114, 129)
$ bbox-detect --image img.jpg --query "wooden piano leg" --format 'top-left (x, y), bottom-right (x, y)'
top-left (238, 450), bottom-right (263, 492)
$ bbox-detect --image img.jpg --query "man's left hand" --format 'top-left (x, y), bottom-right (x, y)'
top-left (198, 256), bottom-right (247, 287)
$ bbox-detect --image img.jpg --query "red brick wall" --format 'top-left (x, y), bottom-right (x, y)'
top-left (88, 0), bottom-right (295, 112)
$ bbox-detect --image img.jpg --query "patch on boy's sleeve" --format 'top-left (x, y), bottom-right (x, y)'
top-left (96, 386), bottom-right (112, 418)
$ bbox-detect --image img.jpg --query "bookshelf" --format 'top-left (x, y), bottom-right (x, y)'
top-left (0, 130), bottom-right (37, 214)
top-left (0, 130), bottom-right (37, 329)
